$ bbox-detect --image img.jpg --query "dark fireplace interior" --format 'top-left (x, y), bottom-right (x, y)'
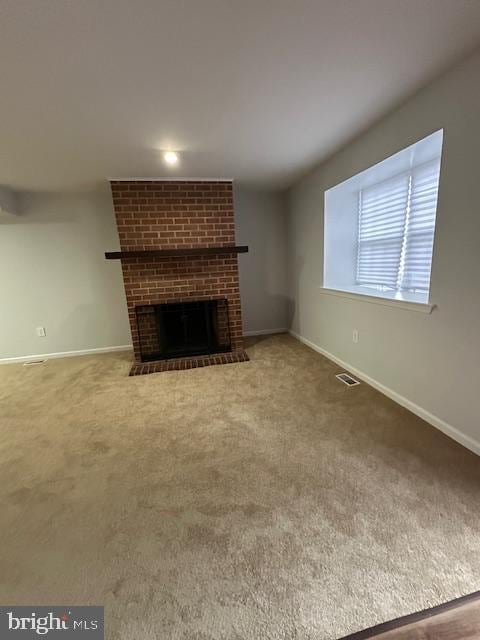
top-left (136, 299), bottom-right (231, 362)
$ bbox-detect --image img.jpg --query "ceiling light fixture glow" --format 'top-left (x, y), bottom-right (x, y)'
top-left (163, 151), bottom-right (179, 166)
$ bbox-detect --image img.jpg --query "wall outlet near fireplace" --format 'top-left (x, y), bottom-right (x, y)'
top-left (36, 327), bottom-right (46, 337)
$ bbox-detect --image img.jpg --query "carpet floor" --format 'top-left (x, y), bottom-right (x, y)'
top-left (0, 334), bottom-right (479, 639)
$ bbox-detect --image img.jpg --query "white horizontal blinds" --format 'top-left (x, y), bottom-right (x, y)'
top-left (356, 173), bottom-right (410, 288)
top-left (357, 158), bottom-right (441, 293)
top-left (399, 159), bottom-right (441, 292)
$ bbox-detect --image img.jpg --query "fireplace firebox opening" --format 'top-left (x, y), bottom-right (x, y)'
top-left (136, 299), bottom-right (231, 362)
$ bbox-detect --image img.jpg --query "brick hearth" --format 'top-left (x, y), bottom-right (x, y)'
top-left (109, 179), bottom-right (248, 375)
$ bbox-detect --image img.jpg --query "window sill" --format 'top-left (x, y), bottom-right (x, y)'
top-left (318, 287), bottom-right (436, 314)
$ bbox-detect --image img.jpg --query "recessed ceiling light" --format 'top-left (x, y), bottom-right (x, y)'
top-left (163, 151), bottom-right (179, 166)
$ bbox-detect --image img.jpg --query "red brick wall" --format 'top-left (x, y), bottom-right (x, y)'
top-left (110, 180), bottom-right (244, 362)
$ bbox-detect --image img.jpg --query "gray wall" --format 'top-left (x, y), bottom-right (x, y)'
top-left (287, 49), bottom-right (480, 448)
top-left (235, 188), bottom-right (288, 334)
top-left (0, 189), bottom-right (131, 359)
top-left (0, 186), bottom-right (288, 360)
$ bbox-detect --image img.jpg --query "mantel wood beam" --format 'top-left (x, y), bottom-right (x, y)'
top-left (105, 246), bottom-right (249, 260)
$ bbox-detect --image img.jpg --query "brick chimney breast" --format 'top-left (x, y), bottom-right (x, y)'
top-left (109, 180), bottom-right (247, 374)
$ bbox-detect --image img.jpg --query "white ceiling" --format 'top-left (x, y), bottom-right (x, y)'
top-left (1, 0), bottom-right (480, 192)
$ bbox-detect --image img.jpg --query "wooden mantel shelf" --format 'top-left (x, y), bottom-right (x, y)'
top-left (105, 245), bottom-right (249, 260)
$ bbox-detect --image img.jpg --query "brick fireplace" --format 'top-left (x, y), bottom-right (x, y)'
top-left (108, 179), bottom-right (249, 375)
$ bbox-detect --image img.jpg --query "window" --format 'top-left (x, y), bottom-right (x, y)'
top-left (324, 130), bottom-right (443, 305)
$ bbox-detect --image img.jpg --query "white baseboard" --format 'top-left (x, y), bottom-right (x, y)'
top-left (243, 328), bottom-right (288, 337)
top-left (289, 330), bottom-right (480, 457)
top-left (0, 344), bottom-right (133, 365)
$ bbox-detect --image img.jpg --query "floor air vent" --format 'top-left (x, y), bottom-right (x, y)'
top-left (336, 372), bottom-right (360, 386)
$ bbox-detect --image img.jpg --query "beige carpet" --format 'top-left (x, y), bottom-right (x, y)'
top-left (0, 334), bottom-right (479, 639)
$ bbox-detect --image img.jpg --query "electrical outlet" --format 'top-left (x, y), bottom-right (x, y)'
top-left (352, 329), bottom-right (359, 344)
top-left (36, 327), bottom-right (46, 337)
